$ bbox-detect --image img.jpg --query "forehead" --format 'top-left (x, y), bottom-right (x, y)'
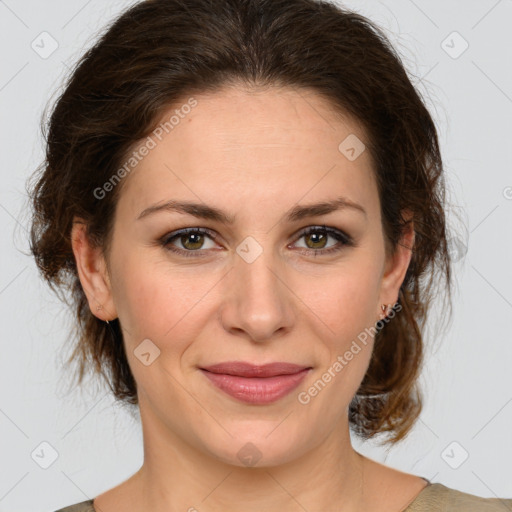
top-left (118, 85), bottom-right (379, 221)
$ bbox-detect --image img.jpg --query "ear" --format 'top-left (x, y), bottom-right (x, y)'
top-left (378, 209), bottom-right (415, 314)
top-left (70, 218), bottom-right (117, 321)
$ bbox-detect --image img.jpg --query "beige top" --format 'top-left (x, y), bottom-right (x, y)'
top-left (54, 481), bottom-right (512, 511)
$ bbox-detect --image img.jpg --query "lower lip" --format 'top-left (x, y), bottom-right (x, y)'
top-left (200, 368), bottom-right (311, 404)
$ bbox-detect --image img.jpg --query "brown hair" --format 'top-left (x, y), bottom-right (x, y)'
top-left (28, 0), bottom-right (454, 444)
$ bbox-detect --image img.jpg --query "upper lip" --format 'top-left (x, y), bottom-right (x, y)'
top-left (200, 362), bottom-right (311, 378)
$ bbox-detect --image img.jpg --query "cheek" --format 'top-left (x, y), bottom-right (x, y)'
top-left (301, 260), bottom-right (382, 340)
top-left (301, 276), bottom-right (379, 405)
top-left (110, 249), bottom-right (218, 347)
top-left (108, 242), bottom-right (169, 334)
top-left (295, 258), bottom-right (381, 390)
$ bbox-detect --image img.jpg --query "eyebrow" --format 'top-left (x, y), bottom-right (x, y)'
top-left (136, 195), bottom-right (367, 223)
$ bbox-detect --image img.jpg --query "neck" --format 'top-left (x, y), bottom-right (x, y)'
top-left (133, 401), bottom-right (366, 512)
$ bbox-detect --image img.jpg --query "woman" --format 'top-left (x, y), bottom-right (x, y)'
top-left (28, 0), bottom-right (511, 511)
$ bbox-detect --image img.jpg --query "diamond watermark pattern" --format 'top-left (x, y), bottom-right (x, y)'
top-left (31, 441), bottom-right (59, 469)
top-left (338, 134), bottom-right (366, 161)
top-left (441, 441), bottom-right (469, 469)
top-left (236, 236), bottom-right (263, 264)
top-left (237, 442), bottom-right (263, 467)
top-left (447, 236), bottom-right (468, 263)
top-left (31, 31), bottom-right (59, 59)
top-left (134, 338), bottom-right (161, 366)
top-left (441, 31), bottom-right (469, 59)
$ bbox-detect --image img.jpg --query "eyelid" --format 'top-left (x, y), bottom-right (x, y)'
top-left (160, 225), bottom-right (354, 256)
top-left (295, 225), bottom-right (352, 245)
top-left (159, 227), bottom-right (220, 249)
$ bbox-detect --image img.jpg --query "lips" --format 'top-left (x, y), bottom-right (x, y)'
top-left (199, 361), bottom-right (312, 404)
top-left (200, 361), bottom-right (311, 378)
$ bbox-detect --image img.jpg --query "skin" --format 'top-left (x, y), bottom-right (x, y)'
top-left (71, 85), bottom-right (425, 512)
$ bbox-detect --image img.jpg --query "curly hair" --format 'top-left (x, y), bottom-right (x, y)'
top-left (27, 0), bottom-right (454, 444)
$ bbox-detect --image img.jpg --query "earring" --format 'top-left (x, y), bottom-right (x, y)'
top-left (96, 305), bottom-right (110, 324)
top-left (380, 303), bottom-right (391, 319)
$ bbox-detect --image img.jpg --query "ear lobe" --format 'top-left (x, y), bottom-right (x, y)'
top-left (379, 210), bottom-right (415, 307)
top-left (70, 219), bottom-right (117, 321)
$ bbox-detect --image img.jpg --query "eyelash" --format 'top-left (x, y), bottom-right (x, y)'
top-left (159, 225), bottom-right (354, 258)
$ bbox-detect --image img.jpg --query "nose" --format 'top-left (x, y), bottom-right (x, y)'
top-left (218, 245), bottom-right (296, 343)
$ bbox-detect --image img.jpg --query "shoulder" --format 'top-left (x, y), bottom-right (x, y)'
top-left (53, 499), bottom-right (95, 512)
top-left (406, 482), bottom-right (512, 511)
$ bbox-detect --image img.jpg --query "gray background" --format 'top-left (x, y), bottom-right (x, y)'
top-left (0, 0), bottom-right (511, 510)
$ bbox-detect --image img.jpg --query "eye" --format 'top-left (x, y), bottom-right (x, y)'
top-left (161, 227), bottom-right (218, 257)
top-left (160, 225), bottom-right (354, 258)
top-left (291, 225), bottom-right (354, 256)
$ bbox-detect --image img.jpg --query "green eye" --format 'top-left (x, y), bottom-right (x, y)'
top-left (160, 225), bottom-right (354, 258)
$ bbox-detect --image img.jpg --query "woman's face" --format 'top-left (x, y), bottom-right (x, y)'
top-left (79, 85), bottom-right (413, 467)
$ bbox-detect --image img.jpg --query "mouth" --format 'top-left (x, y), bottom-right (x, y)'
top-left (199, 362), bottom-right (312, 404)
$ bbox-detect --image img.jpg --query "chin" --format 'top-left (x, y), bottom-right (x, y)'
top-left (199, 423), bottom-right (311, 469)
